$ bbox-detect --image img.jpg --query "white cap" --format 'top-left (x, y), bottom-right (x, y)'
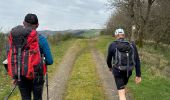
top-left (114, 28), bottom-right (125, 35)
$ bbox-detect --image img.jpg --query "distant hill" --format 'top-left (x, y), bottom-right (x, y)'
top-left (38, 29), bottom-right (101, 36)
top-left (79, 29), bottom-right (101, 38)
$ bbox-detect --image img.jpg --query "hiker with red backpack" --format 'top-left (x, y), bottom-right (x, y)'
top-left (107, 28), bottom-right (141, 100)
top-left (6, 13), bottom-right (53, 100)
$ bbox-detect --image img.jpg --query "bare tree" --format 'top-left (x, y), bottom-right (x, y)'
top-left (136, 0), bottom-right (156, 47)
top-left (107, 0), bottom-right (156, 47)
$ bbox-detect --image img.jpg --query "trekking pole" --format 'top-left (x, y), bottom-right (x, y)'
top-left (46, 65), bottom-right (49, 100)
top-left (4, 84), bottom-right (17, 100)
top-left (42, 54), bottom-right (49, 100)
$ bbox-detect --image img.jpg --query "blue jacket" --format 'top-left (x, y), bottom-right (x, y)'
top-left (38, 34), bottom-right (53, 65)
top-left (107, 38), bottom-right (141, 77)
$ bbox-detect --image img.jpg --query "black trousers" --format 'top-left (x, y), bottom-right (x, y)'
top-left (18, 76), bottom-right (44, 100)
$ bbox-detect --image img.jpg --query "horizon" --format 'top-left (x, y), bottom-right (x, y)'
top-left (0, 27), bottom-right (102, 34)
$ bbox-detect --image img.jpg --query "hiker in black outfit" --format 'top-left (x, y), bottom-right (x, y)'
top-left (107, 28), bottom-right (141, 100)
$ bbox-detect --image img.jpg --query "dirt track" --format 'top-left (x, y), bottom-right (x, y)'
top-left (89, 39), bottom-right (119, 100)
top-left (43, 40), bottom-right (83, 100)
top-left (43, 38), bottom-right (130, 100)
top-left (91, 48), bottom-right (119, 100)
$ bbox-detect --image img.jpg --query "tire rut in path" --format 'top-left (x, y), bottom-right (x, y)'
top-left (91, 48), bottom-right (119, 100)
top-left (43, 40), bottom-right (82, 100)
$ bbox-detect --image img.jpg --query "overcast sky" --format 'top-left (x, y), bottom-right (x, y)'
top-left (0, 0), bottom-right (112, 32)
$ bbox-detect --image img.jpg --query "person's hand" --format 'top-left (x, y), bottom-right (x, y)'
top-left (109, 68), bottom-right (112, 72)
top-left (13, 79), bottom-right (18, 85)
top-left (135, 76), bottom-right (141, 84)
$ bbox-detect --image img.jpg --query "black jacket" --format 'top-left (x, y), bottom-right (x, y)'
top-left (107, 38), bottom-right (141, 77)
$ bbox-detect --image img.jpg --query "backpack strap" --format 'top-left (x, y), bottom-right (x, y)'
top-left (118, 50), bottom-right (122, 66)
top-left (127, 42), bottom-right (136, 66)
top-left (129, 43), bottom-right (136, 66)
top-left (114, 48), bottom-right (118, 65)
top-left (17, 48), bottom-right (21, 81)
top-left (21, 30), bottom-right (38, 50)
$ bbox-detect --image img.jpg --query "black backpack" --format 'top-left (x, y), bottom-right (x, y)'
top-left (114, 41), bottom-right (136, 71)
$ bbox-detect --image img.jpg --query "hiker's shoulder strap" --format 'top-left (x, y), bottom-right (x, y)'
top-left (128, 41), bottom-right (135, 48)
top-left (23, 29), bottom-right (39, 49)
top-left (8, 34), bottom-right (12, 46)
top-left (109, 41), bottom-right (117, 50)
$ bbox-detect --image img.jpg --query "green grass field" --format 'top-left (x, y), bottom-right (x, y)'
top-left (64, 47), bottom-right (106, 100)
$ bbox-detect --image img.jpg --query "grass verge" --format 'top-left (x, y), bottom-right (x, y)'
top-left (64, 49), bottom-right (106, 100)
top-left (127, 43), bottom-right (170, 100)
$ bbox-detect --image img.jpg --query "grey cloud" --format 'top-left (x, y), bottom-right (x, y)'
top-left (0, 0), bottom-right (110, 32)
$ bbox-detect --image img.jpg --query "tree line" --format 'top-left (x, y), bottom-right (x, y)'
top-left (104, 0), bottom-right (170, 47)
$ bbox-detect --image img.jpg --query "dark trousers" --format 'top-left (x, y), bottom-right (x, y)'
top-left (18, 76), bottom-right (44, 100)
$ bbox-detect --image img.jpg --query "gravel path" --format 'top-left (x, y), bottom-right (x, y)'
top-left (91, 48), bottom-right (119, 100)
top-left (43, 40), bottom-right (83, 100)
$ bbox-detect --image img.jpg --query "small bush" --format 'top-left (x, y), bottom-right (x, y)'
top-left (48, 33), bottom-right (73, 45)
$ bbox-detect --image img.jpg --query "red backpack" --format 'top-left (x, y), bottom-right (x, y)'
top-left (7, 25), bottom-right (44, 80)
